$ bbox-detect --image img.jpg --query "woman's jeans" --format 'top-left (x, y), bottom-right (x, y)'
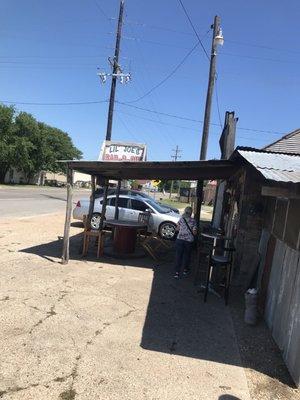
top-left (175, 239), bottom-right (193, 274)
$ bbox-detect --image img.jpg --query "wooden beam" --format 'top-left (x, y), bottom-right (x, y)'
top-left (261, 186), bottom-right (300, 199)
top-left (61, 167), bottom-right (74, 264)
top-left (99, 180), bottom-right (109, 231)
top-left (87, 175), bottom-right (96, 226)
top-left (114, 179), bottom-right (121, 220)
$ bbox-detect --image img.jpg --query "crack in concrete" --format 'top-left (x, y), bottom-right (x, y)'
top-left (1, 294), bottom-right (138, 399)
top-left (29, 305), bottom-right (57, 334)
top-left (28, 290), bottom-right (68, 335)
top-left (57, 307), bottom-right (140, 399)
top-left (0, 383), bottom-right (39, 398)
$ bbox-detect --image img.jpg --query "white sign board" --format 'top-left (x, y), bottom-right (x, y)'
top-left (99, 141), bottom-right (147, 162)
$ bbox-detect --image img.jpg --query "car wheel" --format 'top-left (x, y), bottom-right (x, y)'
top-left (91, 213), bottom-right (101, 230)
top-left (159, 222), bottom-right (177, 240)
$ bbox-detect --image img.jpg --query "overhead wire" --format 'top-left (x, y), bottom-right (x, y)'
top-left (121, 18), bottom-right (195, 36)
top-left (219, 51), bottom-right (298, 65)
top-left (115, 109), bottom-right (269, 143)
top-left (123, 12), bottom-right (176, 147)
top-left (93, 0), bottom-right (110, 20)
top-left (0, 97), bottom-right (285, 137)
top-left (226, 39), bottom-right (300, 55)
top-left (177, 0), bottom-right (225, 133)
top-left (177, 0), bottom-right (210, 61)
top-left (125, 41), bottom-right (199, 103)
top-left (125, 28), bottom-right (211, 104)
top-left (115, 101), bottom-right (285, 136)
top-left (0, 99), bottom-right (108, 106)
top-left (215, 75), bottom-right (223, 128)
top-left (117, 113), bottom-right (140, 142)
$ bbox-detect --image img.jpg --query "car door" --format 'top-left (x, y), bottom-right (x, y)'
top-left (109, 196), bottom-right (132, 221)
top-left (129, 199), bottom-right (151, 222)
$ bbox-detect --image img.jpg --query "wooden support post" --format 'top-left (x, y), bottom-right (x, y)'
top-left (87, 175), bottom-right (96, 227)
top-left (61, 167), bottom-right (74, 264)
top-left (99, 179), bottom-right (109, 231)
top-left (114, 180), bottom-right (121, 220)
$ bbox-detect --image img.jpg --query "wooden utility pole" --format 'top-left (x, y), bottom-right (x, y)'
top-left (61, 167), bottom-right (74, 264)
top-left (169, 145), bottom-right (182, 199)
top-left (106, 0), bottom-right (125, 141)
top-left (195, 15), bottom-right (222, 225)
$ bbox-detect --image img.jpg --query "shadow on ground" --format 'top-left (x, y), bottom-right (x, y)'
top-left (20, 230), bottom-right (296, 390)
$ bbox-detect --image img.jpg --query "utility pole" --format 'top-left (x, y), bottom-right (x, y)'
top-left (106, 0), bottom-right (125, 141)
top-left (97, 0), bottom-right (130, 142)
top-left (169, 145), bottom-right (182, 199)
top-left (194, 15), bottom-right (223, 225)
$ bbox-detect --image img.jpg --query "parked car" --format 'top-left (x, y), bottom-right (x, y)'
top-left (73, 194), bottom-right (180, 240)
top-left (94, 188), bottom-right (179, 214)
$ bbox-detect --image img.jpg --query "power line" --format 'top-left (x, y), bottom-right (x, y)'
top-left (117, 113), bottom-right (140, 142)
top-left (0, 97), bottom-right (286, 137)
top-left (124, 13), bottom-right (176, 147)
top-left (123, 18), bottom-right (195, 36)
top-left (125, 28), bottom-right (211, 104)
top-left (215, 75), bottom-right (223, 128)
top-left (115, 101), bottom-right (286, 136)
top-left (220, 51), bottom-right (298, 65)
top-left (177, 0), bottom-right (210, 61)
top-left (94, 0), bottom-right (110, 20)
top-left (126, 41), bottom-right (200, 103)
top-left (0, 99), bottom-right (108, 106)
top-left (115, 108), bottom-right (200, 131)
top-left (226, 39), bottom-right (300, 55)
top-left (116, 108), bottom-right (269, 142)
top-left (107, 32), bottom-right (195, 50)
top-left (0, 55), bottom-right (107, 59)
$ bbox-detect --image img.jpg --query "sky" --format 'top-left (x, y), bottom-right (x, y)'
top-left (0, 0), bottom-right (299, 161)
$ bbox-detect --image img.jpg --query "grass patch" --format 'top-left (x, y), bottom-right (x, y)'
top-left (160, 199), bottom-right (191, 210)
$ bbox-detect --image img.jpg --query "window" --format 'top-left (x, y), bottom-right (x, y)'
top-left (131, 199), bottom-right (148, 212)
top-left (109, 197), bottom-right (129, 209)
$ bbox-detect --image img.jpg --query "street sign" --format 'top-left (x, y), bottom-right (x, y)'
top-left (152, 180), bottom-right (161, 187)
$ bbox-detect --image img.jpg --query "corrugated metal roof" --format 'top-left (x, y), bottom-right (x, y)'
top-left (237, 150), bottom-right (300, 183)
top-left (263, 129), bottom-right (300, 154)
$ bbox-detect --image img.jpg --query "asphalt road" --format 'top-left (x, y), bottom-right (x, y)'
top-left (0, 186), bottom-right (90, 219)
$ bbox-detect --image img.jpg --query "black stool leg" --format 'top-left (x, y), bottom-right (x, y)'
top-left (204, 256), bottom-right (212, 303)
top-left (224, 262), bottom-right (232, 305)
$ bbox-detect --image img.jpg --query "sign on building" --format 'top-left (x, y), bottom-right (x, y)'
top-left (99, 141), bottom-right (147, 162)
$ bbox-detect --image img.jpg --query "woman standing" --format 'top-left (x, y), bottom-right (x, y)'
top-left (174, 206), bottom-right (197, 279)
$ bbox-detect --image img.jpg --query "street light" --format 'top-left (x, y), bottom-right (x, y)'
top-left (214, 27), bottom-right (224, 46)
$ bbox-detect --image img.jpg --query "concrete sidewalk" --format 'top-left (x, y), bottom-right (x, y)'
top-left (0, 214), bottom-right (297, 399)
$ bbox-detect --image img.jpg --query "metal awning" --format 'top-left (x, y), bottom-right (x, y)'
top-left (65, 159), bottom-right (236, 180)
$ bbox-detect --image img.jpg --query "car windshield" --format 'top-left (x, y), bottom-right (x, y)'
top-left (145, 199), bottom-right (168, 214)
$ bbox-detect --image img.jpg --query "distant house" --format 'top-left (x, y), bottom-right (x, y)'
top-left (4, 168), bottom-right (91, 187)
top-left (263, 128), bottom-right (300, 154)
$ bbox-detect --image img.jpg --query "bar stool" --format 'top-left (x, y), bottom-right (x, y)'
top-left (204, 243), bottom-right (235, 305)
top-left (82, 215), bottom-right (109, 258)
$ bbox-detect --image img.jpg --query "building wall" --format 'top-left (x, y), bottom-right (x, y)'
top-left (258, 196), bottom-right (300, 387)
top-left (4, 168), bottom-right (41, 185)
top-left (228, 169), bottom-right (264, 287)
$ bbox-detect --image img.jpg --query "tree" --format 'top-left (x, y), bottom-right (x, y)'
top-left (0, 104), bottom-right (82, 183)
top-left (0, 105), bottom-right (15, 182)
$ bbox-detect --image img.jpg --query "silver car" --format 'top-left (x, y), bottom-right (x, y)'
top-left (73, 194), bottom-right (180, 240)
